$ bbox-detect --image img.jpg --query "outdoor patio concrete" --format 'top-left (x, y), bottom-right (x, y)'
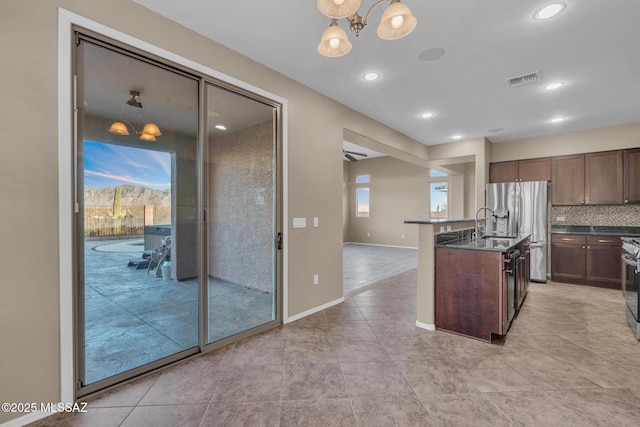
top-left (83, 238), bottom-right (273, 385)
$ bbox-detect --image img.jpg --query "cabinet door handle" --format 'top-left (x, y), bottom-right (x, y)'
top-left (562, 238), bottom-right (574, 241)
top-left (598, 239), bottom-right (614, 243)
top-left (625, 200), bottom-right (629, 203)
top-left (581, 201), bottom-right (585, 204)
top-left (582, 246), bottom-right (585, 249)
top-left (587, 246), bottom-right (591, 249)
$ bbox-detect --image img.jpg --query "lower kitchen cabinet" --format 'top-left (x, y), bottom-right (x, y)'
top-left (586, 235), bottom-right (622, 285)
top-left (551, 234), bottom-right (621, 288)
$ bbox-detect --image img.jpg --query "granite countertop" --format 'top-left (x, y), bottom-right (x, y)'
top-left (551, 225), bottom-right (640, 237)
top-left (434, 228), bottom-right (531, 253)
top-left (404, 218), bottom-right (474, 225)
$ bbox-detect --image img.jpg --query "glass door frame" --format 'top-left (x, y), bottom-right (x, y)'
top-left (72, 27), bottom-right (284, 398)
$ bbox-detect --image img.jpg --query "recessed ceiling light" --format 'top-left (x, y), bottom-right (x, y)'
top-left (543, 82), bottom-right (565, 91)
top-left (451, 134), bottom-right (462, 140)
top-left (550, 117), bottom-right (565, 123)
top-left (362, 72), bottom-right (380, 81)
top-left (534, 2), bottom-right (566, 20)
top-left (420, 112), bottom-right (434, 119)
top-left (215, 125), bottom-right (227, 130)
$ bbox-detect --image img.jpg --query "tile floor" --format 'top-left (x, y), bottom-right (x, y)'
top-left (342, 243), bottom-right (417, 295)
top-left (30, 269), bottom-right (640, 426)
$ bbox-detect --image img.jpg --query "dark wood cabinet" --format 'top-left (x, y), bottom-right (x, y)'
top-left (490, 158), bottom-right (551, 183)
top-left (552, 155), bottom-right (585, 205)
top-left (586, 235), bottom-right (622, 285)
top-left (551, 234), bottom-right (586, 281)
top-left (552, 150), bottom-right (625, 205)
top-left (435, 247), bottom-right (507, 342)
top-left (490, 161), bottom-right (518, 183)
top-left (624, 148), bottom-right (640, 204)
top-left (551, 234), bottom-right (621, 289)
top-left (585, 151), bottom-right (623, 205)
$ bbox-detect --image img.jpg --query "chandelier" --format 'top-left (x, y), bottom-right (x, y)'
top-left (317, 0), bottom-right (417, 57)
top-left (108, 90), bottom-right (162, 142)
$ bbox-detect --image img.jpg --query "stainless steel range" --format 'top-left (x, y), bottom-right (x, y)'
top-left (621, 237), bottom-right (640, 339)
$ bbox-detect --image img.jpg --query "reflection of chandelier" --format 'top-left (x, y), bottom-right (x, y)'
top-left (108, 90), bottom-right (162, 141)
top-left (317, 0), bottom-right (417, 57)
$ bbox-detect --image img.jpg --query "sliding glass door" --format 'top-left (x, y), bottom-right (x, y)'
top-left (205, 84), bottom-right (278, 344)
top-left (74, 32), bottom-right (281, 396)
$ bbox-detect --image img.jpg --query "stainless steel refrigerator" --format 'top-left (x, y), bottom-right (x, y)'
top-left (486, 181), bottom-right (548, 282)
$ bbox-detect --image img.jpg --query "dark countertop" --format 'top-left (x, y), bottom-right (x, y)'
top-left (404, 218), bottom-right (474, 225)
top-left (435, 228), bottom-right (530, 253)
top-left (551, 225), bottom-right (640, 237)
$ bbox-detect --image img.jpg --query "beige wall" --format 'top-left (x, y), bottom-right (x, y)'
top-left (343, 156), bottom-right (428, 247)
top-left (0, 1), bottom-right (431, 422)
top-left (490, 122), bottom-right (640, 162)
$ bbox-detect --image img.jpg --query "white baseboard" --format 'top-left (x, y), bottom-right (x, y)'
top-left (343, 242), bottom-right (417, 249)
top-left (284, 297), bottom-right (344, 324)
top-left (416, 321), bottom-right (436, 331)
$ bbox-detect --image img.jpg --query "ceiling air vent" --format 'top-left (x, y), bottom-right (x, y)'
top-left (506, 71), bottom-right (541, 88)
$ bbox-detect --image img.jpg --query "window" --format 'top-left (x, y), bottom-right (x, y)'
top-left (429, 169), bottom-right (448, 218)
top-left (356, 188), bottom-right (370, 217)
top-left (355, 175), bottom-right (370, 218)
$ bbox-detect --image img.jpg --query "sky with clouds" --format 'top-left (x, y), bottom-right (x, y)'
top-left (84, 141), bottom-right (171, 190)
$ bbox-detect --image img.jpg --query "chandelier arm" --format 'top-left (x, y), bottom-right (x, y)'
top-left (362, 0), bottom-right (390, 25)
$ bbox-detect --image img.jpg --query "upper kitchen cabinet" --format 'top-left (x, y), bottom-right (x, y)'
top-left (551, 154), bottom-right (585, 205)
top-left (552, 151), bottom-right (624, 205)
top-left (585, 150), bottom-right (623, 205)
top-left (489, 158), bottom-right (551, 183)
top-left (624, 148), bottom-right (640, 204)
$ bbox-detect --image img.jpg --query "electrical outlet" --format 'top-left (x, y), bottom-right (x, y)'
top-left (313, 274), bottom-right (319, 285)
top-left (314, 217), bottom-right (319, 227)
top-left (367, 232), bottom-right (370, 237)
top-left (557, 216), bottom-right (566, 222)
top-left (401, 234), bottom-right (405, 239)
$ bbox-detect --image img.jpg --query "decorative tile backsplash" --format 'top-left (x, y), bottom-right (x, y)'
top-left (551, 205), bottom-right (640, 226)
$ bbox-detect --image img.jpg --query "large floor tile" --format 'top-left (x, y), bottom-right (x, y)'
top-left (351, 395), bottom-right (436, 427)
top-left (120, 404), bottom-right (207, 427)
top-left (280, 399), bottom-right (356, 427)
top-left (421, 393), bottom-right (513, 427)
top-left (340, 361), bottom-right (415, 398)
top-left (201, 401), bottom-right (280, 427)
top-left (281, 363), bottom-right (348, 400)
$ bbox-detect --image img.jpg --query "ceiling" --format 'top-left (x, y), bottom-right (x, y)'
top-left (82, 38), bottom-right (274, 137)
top-left (132, 0), bottom-right (640, 147)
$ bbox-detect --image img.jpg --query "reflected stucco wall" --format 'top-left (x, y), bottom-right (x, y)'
top-left (208, 120), bottom-right (274, 293)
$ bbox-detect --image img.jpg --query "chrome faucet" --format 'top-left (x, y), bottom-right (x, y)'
top-left (475, 206), bottom-right (494, 242)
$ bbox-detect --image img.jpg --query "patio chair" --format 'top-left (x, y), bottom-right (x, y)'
top-left (147, 238), bottom-right (171, 277)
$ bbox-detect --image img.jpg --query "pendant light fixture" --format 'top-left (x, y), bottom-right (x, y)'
top-left (317, 0), bottom-right (416, 57)
top-left (108, 90), bottom-right (162, 141)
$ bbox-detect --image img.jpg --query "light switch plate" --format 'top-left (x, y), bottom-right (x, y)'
top-left (556, 216), bottom-right (566, 222)
top-left (314, 217), bottom-right (319, 228)
top-left (293, 217), bottom-right (306, 228)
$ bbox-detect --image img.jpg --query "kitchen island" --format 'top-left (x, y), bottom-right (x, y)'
top-left (404, 219), bottom-right (476, 331)
top-left (434, 229), bottom-right (530, 342)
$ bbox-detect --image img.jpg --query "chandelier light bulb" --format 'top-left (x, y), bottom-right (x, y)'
top-left (333, 0), bottom-right (345, 5)
top-left (329, 38), bottom-right (341, 49)
top-left (391, 14), bottom-right (404, 29)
